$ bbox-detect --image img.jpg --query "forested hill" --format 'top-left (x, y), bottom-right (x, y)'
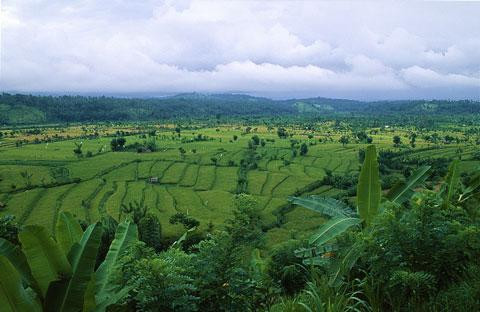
top-left (0, 92), bottom-right (479, 124)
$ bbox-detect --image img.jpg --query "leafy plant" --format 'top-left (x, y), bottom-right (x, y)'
top-left (0, 212), bottom-right (138, 311)
top-left (290, 145), bottom-right (431, 284)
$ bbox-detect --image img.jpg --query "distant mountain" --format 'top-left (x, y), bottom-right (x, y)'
top-left (0, 92), bottom-right (479, 125)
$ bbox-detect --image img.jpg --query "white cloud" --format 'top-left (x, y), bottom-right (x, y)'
top-left (1, 0), bottom-right (479, 99)
top-left (401, 66), bottom-right (480, 88)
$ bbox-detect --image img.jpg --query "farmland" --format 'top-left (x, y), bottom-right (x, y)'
top-left (1, 121), bottom-right (478, 246)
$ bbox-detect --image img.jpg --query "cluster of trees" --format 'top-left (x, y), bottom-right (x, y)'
top-left (3, 93), bottom-right (479, 125)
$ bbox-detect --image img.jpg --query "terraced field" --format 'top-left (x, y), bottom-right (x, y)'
top-left (1, 124), bottom-right (478, 244)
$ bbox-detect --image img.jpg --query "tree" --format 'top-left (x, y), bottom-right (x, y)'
top-left (114, 244), bottom-right (197, 311)
top-left (409, 132), bottom-right (417, 148)
top-left (138, 214), bottom-right (162, 251)
top-left (211, 157), bottom-right (218, 165)
top-left (73, 142), bottom-right (83, 157)
top-left (122, 201), bottom-right (162, 250)
top-left (300, 143), bottom-right (308, 156)
top-left (277, 127), bottom-right (288, 139)
top-left (20, 170), bottom-right (33, 188)
top-left (393, 135), bottom-right (402, 147)
top-left (339, 135), bottom-right (349, 147)
top-left (356, 131), bottom-right (368, 142)
top-left (179, 147), bottom-right (186, 158)
top-left (225, 194), bottom-right (264, 247)
top-left (169, 212), bottom-right (200, 230)
top-left (110, 137), bottom-right (126, 151)
top-left (251, 135), bottom-right (260, 145)
top-left (233, 135), bottom-right (238, 141)
top-left (122, 201), bottom-right (147, 224)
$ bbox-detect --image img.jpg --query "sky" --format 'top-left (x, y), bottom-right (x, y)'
top-left (1, 0), bottom-right (479, 100)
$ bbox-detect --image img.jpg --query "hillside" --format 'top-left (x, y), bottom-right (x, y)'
top-left (0, 92), bottom-right (479, 124)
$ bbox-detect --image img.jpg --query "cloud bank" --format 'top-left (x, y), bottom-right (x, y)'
top-left (1, 0), bottom-right (479, 99)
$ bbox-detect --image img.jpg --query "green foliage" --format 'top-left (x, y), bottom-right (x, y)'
top-left (0, 212), bottom-right (138, 311)
top-left (138, 213), bottom-right (162, 251)
top-left (0, 238), bottom-right (38, 290)
top-left (45, 223), bottom-right (103, 312)
top-left (442, 159), bottom-right (460, 208)
top-left (360, 191), bottom-right (480, 310)
top-left (19, 225), bottom-right (72, 297)
top-left (268, 240), bottom-right (308, 295)
top-left (110, 137), bottom-right (126, 151)
top-left (356, 145), bottom-right (381, 227)
top-left (0, 255), bottom-right (42, 312)
top-left (55, 211), bottom-right (84, 257)
top-left (280, 275), bottom-right (370, 312)
top-left (289, 196), bottom-right (354, 218)
top-left (169, 212), bottom-right (200, 230)
top-left (115, 243), bottom-right (198, 312)
top-left (95, 221), bottom-right (138, 305)
top-left (73, 142), bottom-right (83, 157)
top-left (299, 143), bottom-right (308, 156)
top-left (225, 194), bottom-right (264, 248)
top-left (191, 231), bottom-right (274, 311)
top-left (393, 135), bottom-right (401, 146)
top-left (0, 215), bottom-right (20, 245)
top-left (309, 218), bottom-right (361, 246)
top-left (385, 166), bottom-right (431, 204)
top-left (339, 135), bottom-right (349, 146)
top-left (429, 265), bottom-right (480, 311)
top-left (121, 200), bottom-right (147, 224)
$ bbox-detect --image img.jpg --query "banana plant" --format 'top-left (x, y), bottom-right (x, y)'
top-left (441, 159), bottom-right (460, 209)
top-left (290, 145), bottom-right (431, 284)
top-left (0, 212), bottom-right (138, 312)
top-left (438, 161), bottom-right (480, 211)
top-left (459, 171), bottom-right (480, 203)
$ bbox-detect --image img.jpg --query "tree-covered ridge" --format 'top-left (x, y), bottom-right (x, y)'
top-left (1, 92), bottom-right (479, 124)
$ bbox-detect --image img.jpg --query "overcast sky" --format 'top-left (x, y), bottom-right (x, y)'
top-left (1, 0), bottom-right (479, 100)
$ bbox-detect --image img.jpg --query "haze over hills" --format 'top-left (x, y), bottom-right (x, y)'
top-left (0, 92), bottom-right (479, 125)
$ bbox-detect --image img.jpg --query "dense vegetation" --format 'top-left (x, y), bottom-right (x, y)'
top-left (0, 97), bottom-right (479, 311)
top-left (1, 92), bottom-right (480, 124)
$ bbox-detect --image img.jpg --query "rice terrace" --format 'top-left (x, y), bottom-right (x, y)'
top-left (1, 104), bottom-right (479, 245)
top-left (1, 1), bottom-right (480, 311)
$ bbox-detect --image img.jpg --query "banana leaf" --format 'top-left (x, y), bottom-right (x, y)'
top-left (309, 217), bottom-right (361, 245)
top-left (95, 221), bottom-right (137, 305)
top-left (442, 160), bottom-right (460, 208)
top-left (0, 238), bottom-right (38, 292)
top-left (0, 255), bottom-right (42, 312)
top-left (289, 196), bottom-right (355, 217)
top-left (19, 225), bottom-right (72, 297)
top-left (56, 211), bottom-right (84, 257)
top-left (386, 166), bottom-right (430, 204)
top-left (45, 223), bottom-right (103, 312)
top-left (357, 145), bottom-right (381, 226)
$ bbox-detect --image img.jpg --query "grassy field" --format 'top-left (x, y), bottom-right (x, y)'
top-left (1, 123), bottom-right (478, 245)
